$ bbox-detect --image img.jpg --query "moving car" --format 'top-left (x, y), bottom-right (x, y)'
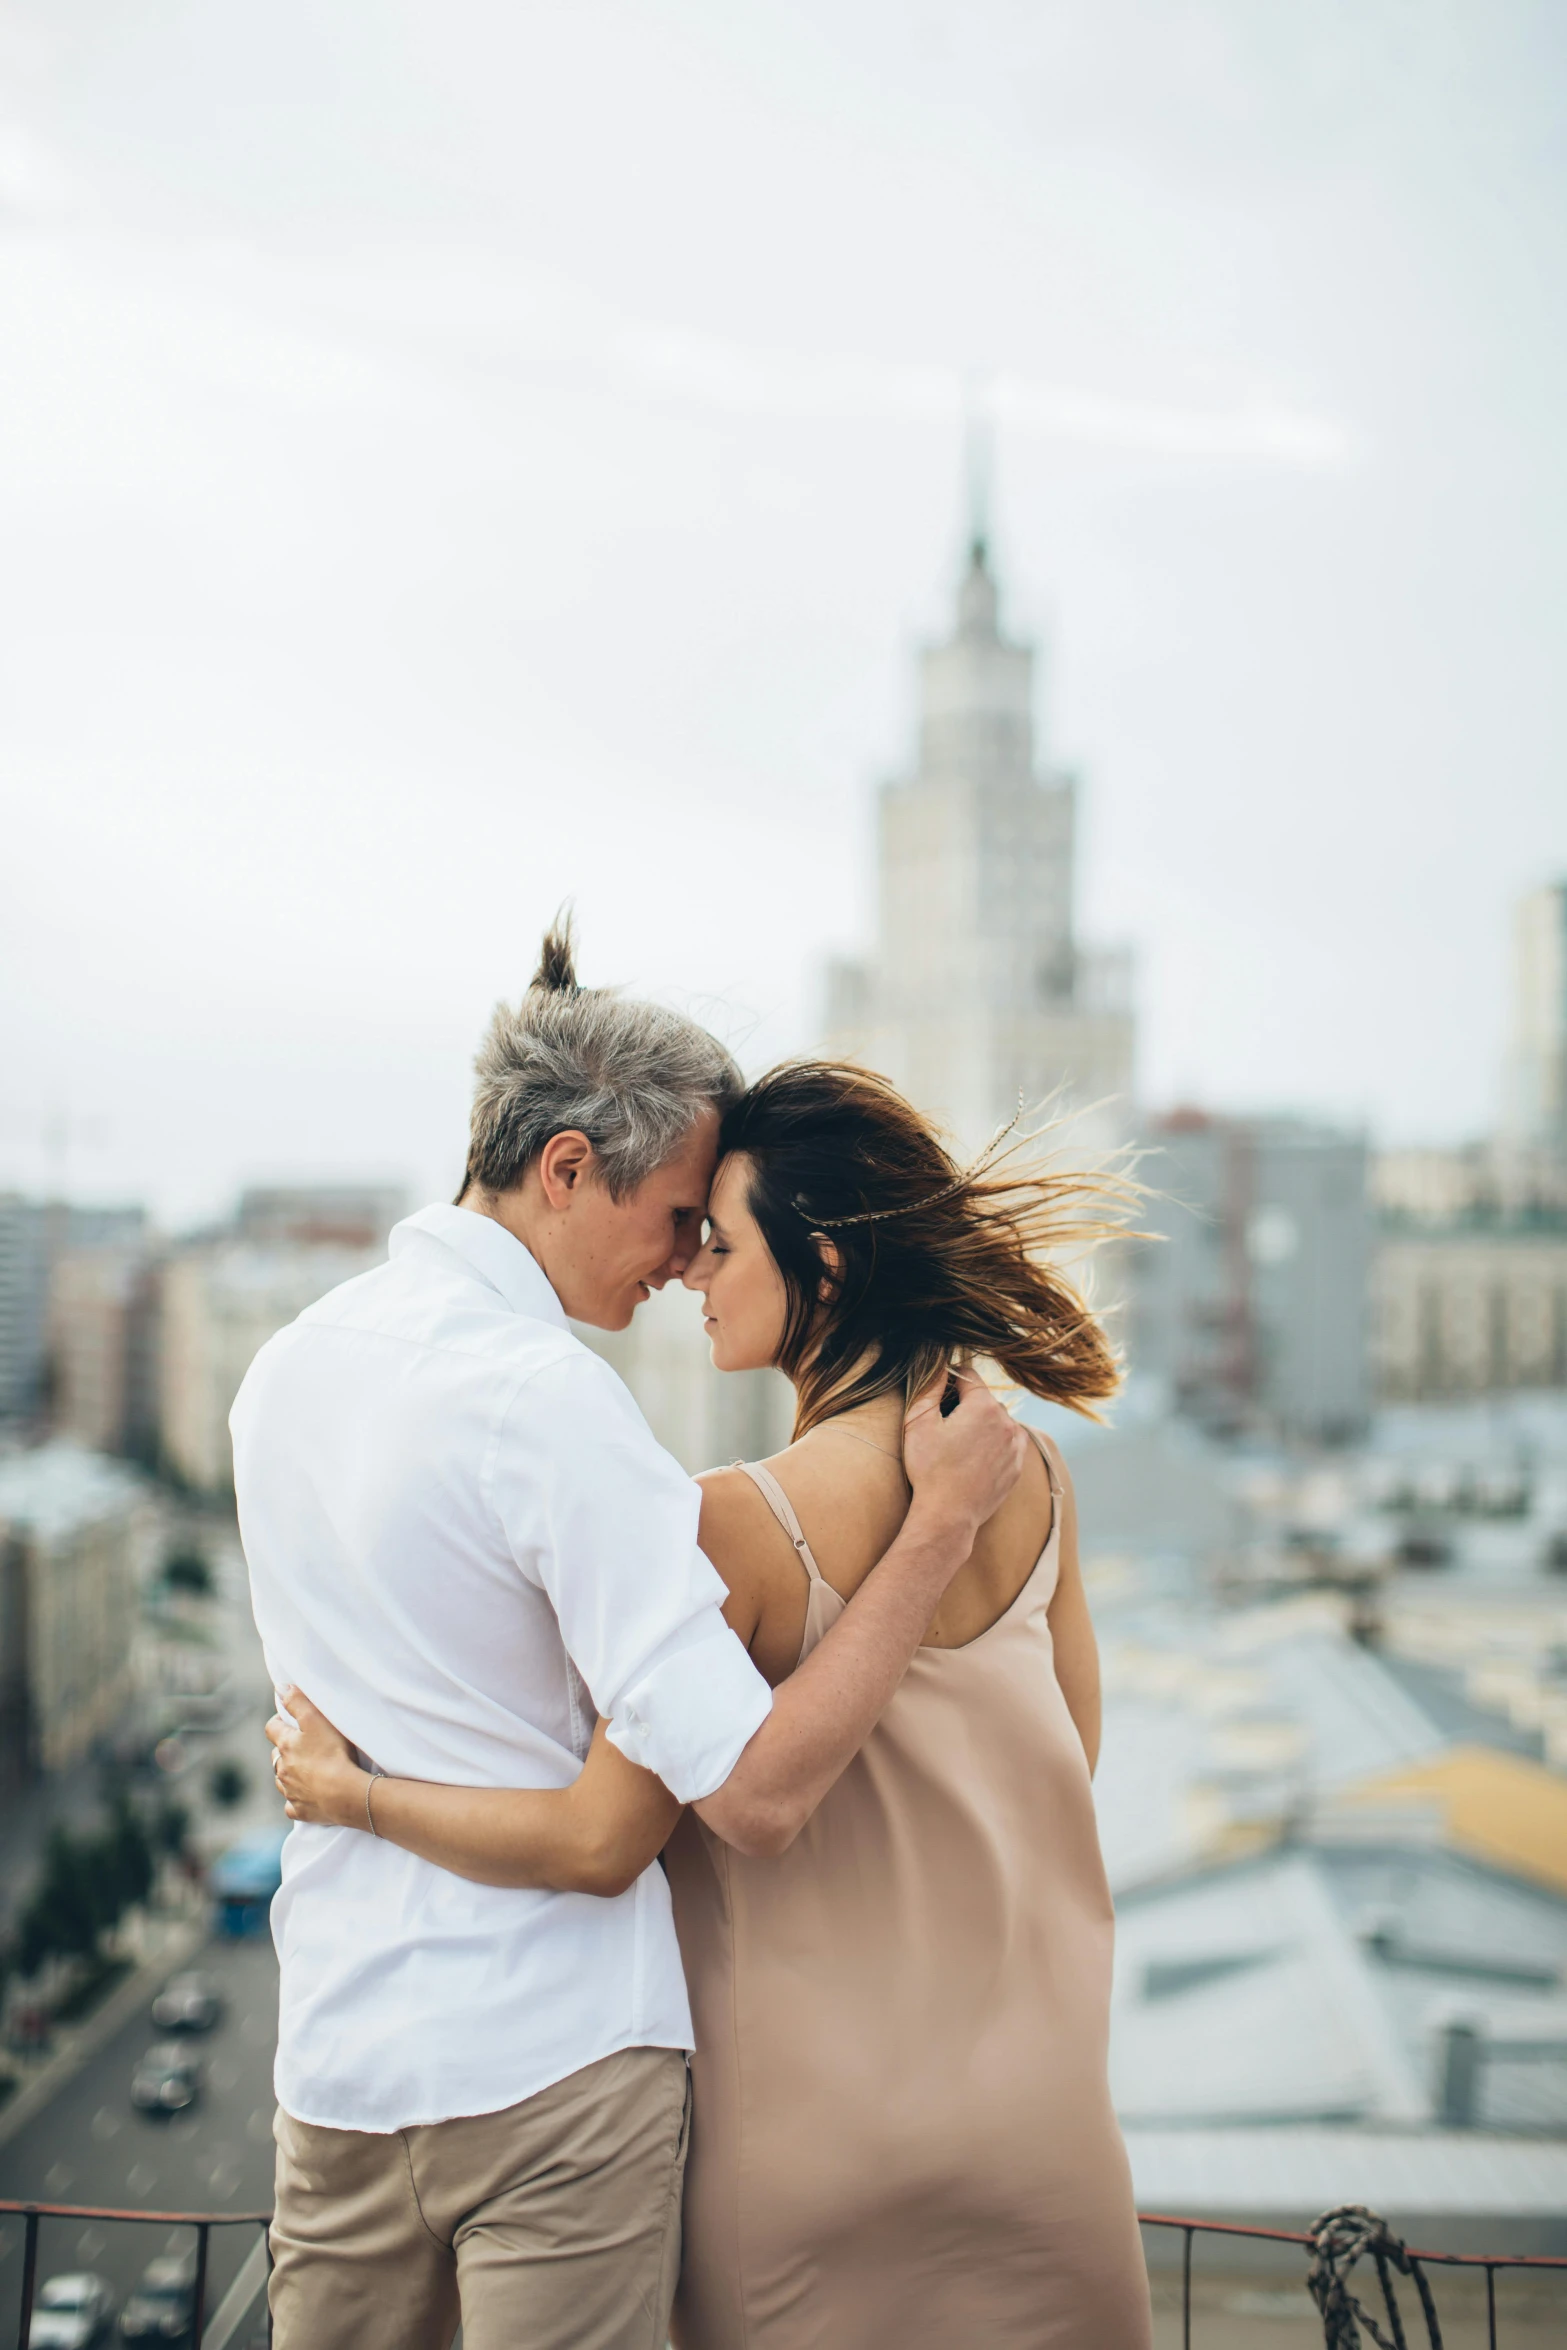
top-left (150, 1971), bottom-right (222, 2033)
top-left (130, 2041), bottom-right (202, 2114)
top-left (118, 2248), bottom-right (199, 2343)
top-left (30, 2273), bottom-right (114, 2349)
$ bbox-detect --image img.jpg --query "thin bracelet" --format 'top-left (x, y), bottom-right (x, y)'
top-left (365, 1766), bottom-right (387, 1838)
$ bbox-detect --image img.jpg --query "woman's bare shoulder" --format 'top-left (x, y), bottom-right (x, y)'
top-left (694, 1462), bottom-right (813, 1681)
top-left (694, 1465), bottom-right (798, 1577)
top-left (756, 1435), bottom-right (913, 1601)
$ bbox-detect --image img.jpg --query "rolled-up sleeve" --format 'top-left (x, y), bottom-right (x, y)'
top-left (489, 1349), bottom-right (773, 1804)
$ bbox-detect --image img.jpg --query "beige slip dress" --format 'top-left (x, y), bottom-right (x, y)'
top-left (664, 1430), bottom-right (1151, 2350)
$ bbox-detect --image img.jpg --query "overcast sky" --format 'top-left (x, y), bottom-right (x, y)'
top-left (1, 0), bottom-right (1563, 1223)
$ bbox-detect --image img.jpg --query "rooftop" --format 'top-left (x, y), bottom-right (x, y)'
top-left (1340, 1747), bottom-right (1567, 1898)
top-left (1111, 1841), bottom-right (1567, 2139)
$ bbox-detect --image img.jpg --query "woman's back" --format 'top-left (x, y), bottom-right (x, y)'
top-left (666, 1428), bottom-right (1151, 2350)
top-left (742, 1411), bottom-right (1056, 1654)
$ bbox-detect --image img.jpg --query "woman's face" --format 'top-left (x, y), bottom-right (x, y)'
top-left (683, 1153), bottom-right (791, 1372)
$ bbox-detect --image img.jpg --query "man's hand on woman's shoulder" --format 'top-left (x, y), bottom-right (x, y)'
top-left (901, 1368), bottom-right (1030, 1542)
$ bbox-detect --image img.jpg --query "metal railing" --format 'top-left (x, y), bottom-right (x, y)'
top-left (4, 2196), bottom-right (1566, 2346)
top-left (0, 2199), bottom-right (269, 2350)
top-left (1140, 2206), bottom-right (1567, 2349)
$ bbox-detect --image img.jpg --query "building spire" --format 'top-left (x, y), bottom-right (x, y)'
top-left (957, 395), bottom-right (1000, 638)
top-left (964, 391), bottom-right (994, 568)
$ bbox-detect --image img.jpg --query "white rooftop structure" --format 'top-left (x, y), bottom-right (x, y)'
top-left (1125, 2124), bottom-right (1567, 2231)
top-left (1111, 1842), bottom-right (1567, 2143)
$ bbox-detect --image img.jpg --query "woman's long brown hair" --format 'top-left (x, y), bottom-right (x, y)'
top-left (719, 1060), bottom-right (1137, 1437)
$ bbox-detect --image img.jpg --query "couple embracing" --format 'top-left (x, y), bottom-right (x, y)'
top-left (233, 920), bottom-right (1152, 2350)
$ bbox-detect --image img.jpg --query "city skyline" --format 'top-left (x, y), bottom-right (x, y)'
top-left (2, 2), bottom-right (1564, 1223)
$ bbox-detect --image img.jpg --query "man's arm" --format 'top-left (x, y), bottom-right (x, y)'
top-left (498, 1349), bottom-right (1025, 1858)
top-left (692, 1372), bottom-right (1029, 1857)
top-left (268, 1372), bottom-right (1027, 1893)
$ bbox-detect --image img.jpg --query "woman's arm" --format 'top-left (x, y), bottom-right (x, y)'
top-left (1042, 1453), bottom-right (1102, 1774)
top-left (267, 1691), bottom-right (680, 1898)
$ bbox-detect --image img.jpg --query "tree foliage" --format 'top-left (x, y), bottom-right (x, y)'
top-left (154, 1799), bottom-right (191, 1858)
top-left (207, 1759), bottom-right (249, 1810)
top-left (13, 1801), bottom-right (156, 1981)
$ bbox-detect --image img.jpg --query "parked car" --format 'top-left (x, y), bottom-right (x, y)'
top-left (209, 1827), bottom-right (287, 1939)
top-left (118, 2248), bottom-right (198, 2343)
top-left (150, 1971), bottom-right (222, 2033)
top-left (30, 2273), bottom-right (114, 2349)
top-left (6, 1998), bottom-right (50, 2055)
top-left (130, 2041), bottom-right (202, 2114)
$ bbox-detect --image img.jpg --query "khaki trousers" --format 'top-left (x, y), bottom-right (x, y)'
top-left (270, 2046), bottom-right (690, 2350)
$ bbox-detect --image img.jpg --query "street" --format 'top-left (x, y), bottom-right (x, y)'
top-left (0, 1519), bottom-right (283, 2341)
top-left (0, 1928), bottom-right (278, 2338)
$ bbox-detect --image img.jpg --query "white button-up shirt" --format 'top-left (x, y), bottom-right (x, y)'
top-left (230, 1202), bottom-right (773, 2133)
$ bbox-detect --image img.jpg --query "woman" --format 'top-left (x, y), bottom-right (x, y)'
top-left (269, 1061), bottom-right (1152, 2349)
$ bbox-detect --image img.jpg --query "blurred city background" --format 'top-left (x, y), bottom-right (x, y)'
top-left (1, 3), bottom-right (1564, 2342)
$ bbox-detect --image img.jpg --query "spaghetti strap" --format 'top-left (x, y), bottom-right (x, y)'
top-left (1023, 1423), bottom-right (1062, 1498)
top-left (735, 1460), bottom-right (829, 1587)
top-left (1022, 1423), bottom-right (1063, 1557)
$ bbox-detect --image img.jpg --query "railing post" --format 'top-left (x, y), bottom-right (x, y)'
top-left (1485, 2263), bottom-right (1497, 2350)
top-left (1181, 2224), bottom-right (1192, 2350)
top-left (16, 2210), bottom-right (38, 2350)
top-left (192, 2220), bottom-right (211, 2349)
top-left (1373, 2247), bottom-right (1410, 2350)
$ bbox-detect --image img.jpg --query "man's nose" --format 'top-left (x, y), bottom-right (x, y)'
top-left (648, 1242), bottom-right (693, 1289)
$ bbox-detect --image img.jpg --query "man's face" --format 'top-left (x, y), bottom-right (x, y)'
top-left (552, 1109), bottom-right (721, 1330)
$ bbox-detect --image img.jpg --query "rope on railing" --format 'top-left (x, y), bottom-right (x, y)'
top-left (1308, 2205), bottom-right (1445, 2350)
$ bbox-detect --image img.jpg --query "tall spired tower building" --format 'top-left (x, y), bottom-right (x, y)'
top-left (825, 518), bottom-right (1135, 1153)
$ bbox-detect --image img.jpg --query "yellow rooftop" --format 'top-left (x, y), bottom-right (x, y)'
top-left (1343, 1745), bottom-right (1567, 1896)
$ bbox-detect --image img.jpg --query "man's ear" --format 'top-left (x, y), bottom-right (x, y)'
top-left (536, 1130), bottom-right (598, 1209)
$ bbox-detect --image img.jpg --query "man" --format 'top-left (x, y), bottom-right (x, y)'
top-left (232, 919), bottom-right (1027, 2350)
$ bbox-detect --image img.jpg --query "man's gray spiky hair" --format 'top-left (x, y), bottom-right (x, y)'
top-left (458, 910), bottom-right (742, 1201)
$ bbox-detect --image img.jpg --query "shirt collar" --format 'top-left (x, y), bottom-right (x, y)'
top-left (390, 1203), bottom-right (569, 1329)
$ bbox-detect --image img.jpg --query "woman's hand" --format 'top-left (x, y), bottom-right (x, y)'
top-left (266, 1686), bottom-right (372, 1828)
